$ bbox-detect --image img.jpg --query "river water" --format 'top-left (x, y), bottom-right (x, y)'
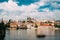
top-left (5, 28), bottom-right (60, 40)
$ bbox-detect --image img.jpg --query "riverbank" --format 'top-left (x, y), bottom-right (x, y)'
top-left (54, 28), bottom-right (60, 30)
top-left (6, 26), bottom-right (60, 31)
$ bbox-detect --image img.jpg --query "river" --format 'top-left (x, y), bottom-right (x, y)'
top-left (5, 27), bottom-right (60, 40)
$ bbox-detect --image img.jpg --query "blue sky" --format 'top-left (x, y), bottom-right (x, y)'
top-left (0, 0), bottom-right (60, 20)
top-left (13, 0), bottom-right (39, 6)
top-left (0, 0), bottom-right (8, 3)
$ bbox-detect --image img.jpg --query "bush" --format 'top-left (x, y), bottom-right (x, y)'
top-left (54, 24), bottom-right (60, 28)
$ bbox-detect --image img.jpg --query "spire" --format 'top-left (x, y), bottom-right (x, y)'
top-left (1, 18), bottom-right (3, 22)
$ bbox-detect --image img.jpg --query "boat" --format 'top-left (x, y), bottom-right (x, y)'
top-left (36, 35), bottom-right (46, 38)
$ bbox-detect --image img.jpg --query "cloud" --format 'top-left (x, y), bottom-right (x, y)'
top-left (53, 10), bottom-right (60, 20)
top-left (0, 0), bottom-right (60, 20)
top-left (0, 0), bottom-right (39, 19)
top-left (38, 1), bottom-right (60, 12)
top-left (0, 9), bottom-right (4, 13)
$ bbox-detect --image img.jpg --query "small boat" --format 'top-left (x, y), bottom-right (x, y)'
top-left (36, 35), bottom-right (46, 38)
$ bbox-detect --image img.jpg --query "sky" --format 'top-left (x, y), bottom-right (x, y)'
top-left (0, 0), bottom-right (60, 20)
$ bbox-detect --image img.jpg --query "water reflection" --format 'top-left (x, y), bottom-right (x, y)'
top-left (5, 27), bottom-right (60, 40)
top-left (35, 26), bottom-right (55, 36)
top-left (55, 30), bottom-right (60, 40)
